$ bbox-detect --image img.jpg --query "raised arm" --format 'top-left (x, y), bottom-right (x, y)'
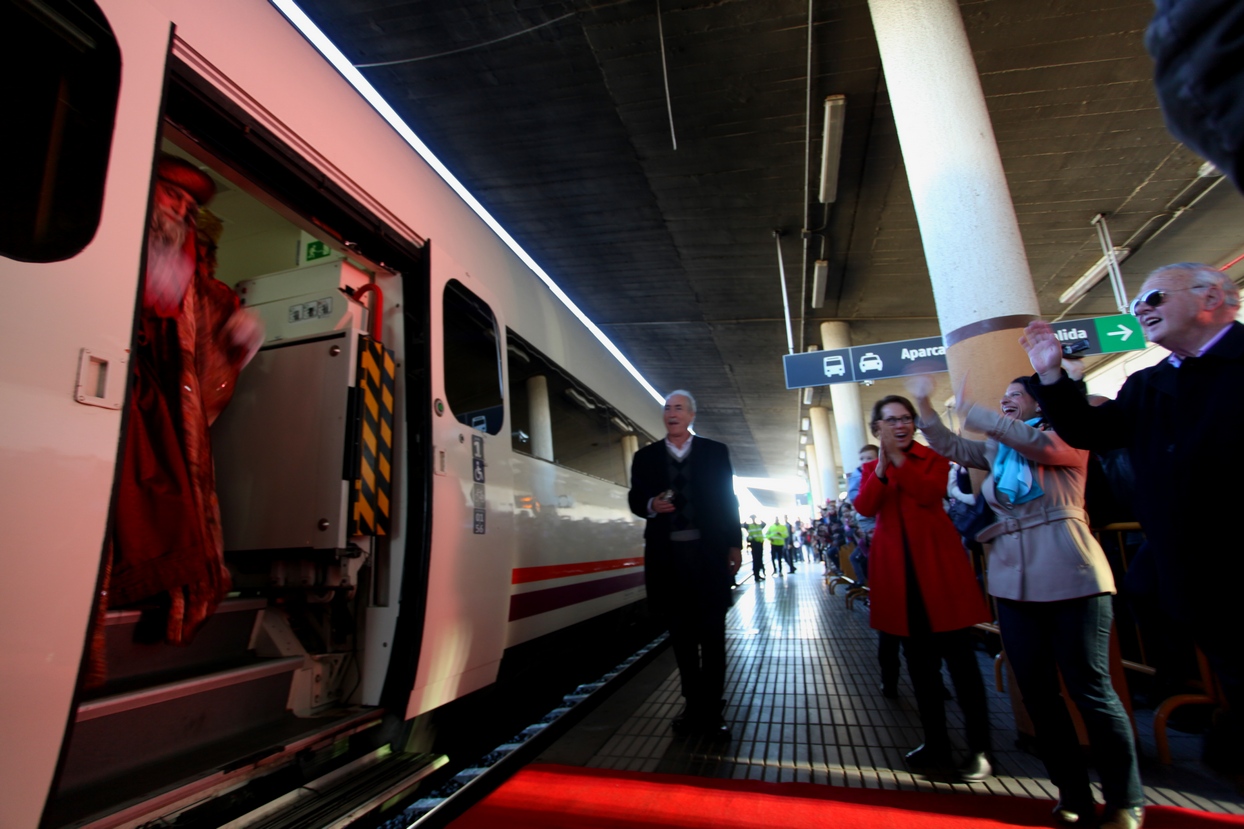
top-left (908, 373), bottom-right (989, 471)
top-left (1020, 321), bottom-right (1130, 450)
top-left (918, 412), bottom-right (990, 471)
top-left (962, 404), bottom-right (1088, 466)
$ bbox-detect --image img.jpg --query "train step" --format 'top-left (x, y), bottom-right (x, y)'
top-left (93, 596), bottom-right (268, 690)
top-left (56, 656), bottom-right (303, 799)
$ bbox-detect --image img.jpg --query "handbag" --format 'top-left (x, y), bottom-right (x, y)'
top-left (948, 495), bottom-right (994, 540)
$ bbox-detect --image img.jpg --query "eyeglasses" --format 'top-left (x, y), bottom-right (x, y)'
top-left (1128, 285), bottom-right (1206, 316)
top-left (879, 415), bottom-right (914, 426)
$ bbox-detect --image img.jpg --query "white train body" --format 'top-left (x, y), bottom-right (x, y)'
top-left (0, 1), bottom-right (662, 825)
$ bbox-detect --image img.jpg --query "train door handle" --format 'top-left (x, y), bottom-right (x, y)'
top-left (74, 347), bottom-right (127, 410)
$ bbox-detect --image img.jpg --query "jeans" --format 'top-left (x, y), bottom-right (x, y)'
top-left (771, 544), bottom-right (786, 574)
top-left (879, 631), bottom-right (901, 690)
top-left (901, 627), bottom-right (990, 754)
top-left (997, 594), bottom-right (1143, 810)
top-left (749, 542), bottom-right (765, 577)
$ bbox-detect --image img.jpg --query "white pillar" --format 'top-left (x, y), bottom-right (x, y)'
top-left (821, 322), bottom-right (870, 469)
top-left (805, 446), bottom-right (824, 509)
top-left (866, 0), bottom-right (1039, 407)
top-left (621, 434), bottom-right (639, 485)
top-left (809, 406), bottom-right (836, 503)
top-left (526, 375), bottom-right (554, 462)
top-left (865, 0), bottom-right (1038, 334)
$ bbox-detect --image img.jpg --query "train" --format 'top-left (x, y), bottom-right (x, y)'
top-left (1, 1), bottom-right (668, 825)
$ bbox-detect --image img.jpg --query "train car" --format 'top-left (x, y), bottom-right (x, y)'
top-left (0, 1), bottom-right (666, 826)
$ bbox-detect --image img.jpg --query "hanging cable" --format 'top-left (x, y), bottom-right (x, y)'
top-left (657, 0), bottom-right (677, 150)
top-left (775, 231), bottom-right (795, 355)
top-left (355, 12), bottom-right (576, 68)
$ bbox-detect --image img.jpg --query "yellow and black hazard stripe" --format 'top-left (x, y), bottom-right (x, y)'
top-left (349, 336), bottom-right (396, 536)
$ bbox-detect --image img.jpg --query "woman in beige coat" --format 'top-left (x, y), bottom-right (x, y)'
top-left (911, 375), bottom-right (1142, 829)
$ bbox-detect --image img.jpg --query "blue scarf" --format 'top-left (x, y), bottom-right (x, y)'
top-left (992, 417), bottom-right (1045, 505)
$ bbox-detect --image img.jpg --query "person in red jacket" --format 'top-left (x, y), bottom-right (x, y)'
top-left (854, 395), bottom-right (992, 781)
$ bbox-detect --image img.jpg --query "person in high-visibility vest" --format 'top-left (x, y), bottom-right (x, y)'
top-left (743, 516), bottom-right (766, 581)
top-left (765, 519), bottom-right (790, 576)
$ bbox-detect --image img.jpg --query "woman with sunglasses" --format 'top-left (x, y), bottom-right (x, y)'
top-left (853, 395), bottom-right (993, 781)
top-left (910, 375), bottom-right (1142, 829)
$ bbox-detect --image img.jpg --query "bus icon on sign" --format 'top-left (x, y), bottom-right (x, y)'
top-left (859, 352), bottom-right (884, 373)
top-left (823, 355), bottom-right (845, 377)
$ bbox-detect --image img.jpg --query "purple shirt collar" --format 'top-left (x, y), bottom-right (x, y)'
top-left (1167, 323), bottom-right (1234, 367)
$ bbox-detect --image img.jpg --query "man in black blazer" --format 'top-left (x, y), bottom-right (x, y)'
top-left (1022, 262), bottom-right (1244, 782)
top-left (629, 390), bottom-right (741, 738)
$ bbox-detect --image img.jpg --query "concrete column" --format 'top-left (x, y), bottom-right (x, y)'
top-left (820, 322), bottom-right (870, 460)
top-left (621, 434), bottom-right (639, 485)
top-left (808, 406), bottom-right (836, 501)
top-left (526, 375), bottom-right (554, 462)
top-left (805, 445), bottom-right (825, 509)
top-left (866, 0), bottom-right (1038, 417)
top-left (827, 411), bottom-right (844, 496)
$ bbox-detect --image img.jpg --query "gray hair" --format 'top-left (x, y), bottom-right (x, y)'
top-left (1150, 262), bottom-right (1240, 307)
top-left (665, 389), bottom-right (697, 412)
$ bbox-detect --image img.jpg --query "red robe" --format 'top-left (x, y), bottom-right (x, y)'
top-left (853, 445), bottom-right (990, 637)
top-left (108, 261), bottom-right (246, 645)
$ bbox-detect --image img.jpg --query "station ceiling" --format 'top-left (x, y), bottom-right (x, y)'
top-left (293, 0), bottom-right (1244, 480)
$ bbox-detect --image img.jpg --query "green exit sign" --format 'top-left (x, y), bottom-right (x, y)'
top-left (1092, 314), bottom-right (1144, 353)
top-left (1050, 314), bottom-right (1146, 357)
top-left (305, 240), bottom-right (332, 262)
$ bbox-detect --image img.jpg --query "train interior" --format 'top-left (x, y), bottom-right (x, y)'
top-left (45, 118), bottom-right (427, 827)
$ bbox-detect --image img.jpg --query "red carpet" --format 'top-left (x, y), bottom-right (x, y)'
top-left (449, 764), bottom-right (1244, 828)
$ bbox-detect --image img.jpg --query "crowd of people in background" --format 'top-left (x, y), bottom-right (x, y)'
top-left (637, 255), bottom-right (1244, 829)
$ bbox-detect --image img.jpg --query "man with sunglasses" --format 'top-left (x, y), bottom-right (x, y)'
top-left (1020, 262), bottom-right (1243, 780)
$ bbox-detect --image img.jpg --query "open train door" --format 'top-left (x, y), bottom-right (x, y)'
top-left (405, 251), bottom-right (517, 718)
top-left (0, 0), bottom-right (172, 824)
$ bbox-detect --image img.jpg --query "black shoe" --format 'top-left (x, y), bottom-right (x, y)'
top-left (880, 683), bottom-right (899, 699)
top-left (1099, 806), bottom-right (1144, 829)
top-left (904, 744), bottom-right (953, 770)
top-left (957, 752), bottom-right (992, 781)
top-left (790, 567), bottom-right (797, 572)
top-left (1052, 798), bottom-right (1095, 825)
top-left (671, 708), bottom-right (696, 736)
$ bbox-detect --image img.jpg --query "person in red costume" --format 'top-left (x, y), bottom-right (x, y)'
top-left (94, 155), bottom-right (263, 677)
top-left (853, 394), bottom-right (992, 781)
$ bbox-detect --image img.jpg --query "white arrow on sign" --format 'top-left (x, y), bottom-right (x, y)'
top-left (1106, 324), bottom-right (1134, 342)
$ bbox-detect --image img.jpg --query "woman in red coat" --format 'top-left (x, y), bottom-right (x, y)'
top-left (854, 395), bottom-right (992, 780)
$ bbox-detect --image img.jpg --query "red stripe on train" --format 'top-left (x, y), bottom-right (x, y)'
top-left (511, 557), bottom-right (644, 585)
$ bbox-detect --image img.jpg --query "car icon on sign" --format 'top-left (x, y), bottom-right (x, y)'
top-left (823, 355), bottom-right (846, 377)
top-left (858, 352), bottom-right (884, 373)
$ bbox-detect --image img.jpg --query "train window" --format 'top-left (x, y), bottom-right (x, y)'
top-left (443, 280), bottom-right (503, 435)
top-left (2, 0), bottom-right (120, 262)
top-left (505, 330), bottom-right (632, 486)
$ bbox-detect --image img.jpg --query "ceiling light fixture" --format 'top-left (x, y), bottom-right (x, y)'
top-left (799, 434), bottom-right (809, 445)
top-left (819, 95), bottom-right (846, 204)
top-left (1059, 247), bottom-right (1130, 305)
top-left (801, 417), bottom-right (810, 431)
top-left (802, 388), bottom-right (813, 405)
top-left (812, 260), bottom-right (829, 309)
top-left (565, 389), bottom-right (596, 410)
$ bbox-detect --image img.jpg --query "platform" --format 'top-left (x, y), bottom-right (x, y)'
top-left (536, 563), bottom-right (1244, 816)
